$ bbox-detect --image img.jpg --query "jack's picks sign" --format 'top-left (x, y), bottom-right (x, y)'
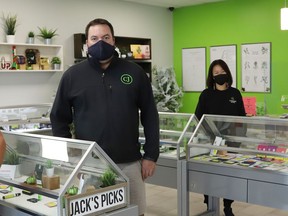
top-left (68, 186), bottom-right (126, 216)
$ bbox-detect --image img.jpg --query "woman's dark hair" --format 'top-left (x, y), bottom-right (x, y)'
top-left (206, 59), bottom-right (233, 88)
top-left (85, 18), bottom-right (114, 39)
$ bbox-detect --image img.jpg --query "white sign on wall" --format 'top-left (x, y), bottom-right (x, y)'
top-left (182, 47), bottom-right (206, 92)
top-left (210, 45), bottom-right (237, 88)
top-left (241, 42), bottom-right (271, 92)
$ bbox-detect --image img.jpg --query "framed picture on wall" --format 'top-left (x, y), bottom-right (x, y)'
top-left (210, 45), bottom-right (237, 88)
top-left (182, 47), bottom-right (206, 92)
top-left (241, 42), bottom-right (271, 93)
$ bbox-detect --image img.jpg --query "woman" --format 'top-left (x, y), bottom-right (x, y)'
top-left (0, 131), bottom-right (7, 165)
top-left (195, 59), bottom-right (246, 216)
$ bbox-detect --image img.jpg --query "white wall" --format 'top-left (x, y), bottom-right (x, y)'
top-left (0, 0), bottom-right (173, 106)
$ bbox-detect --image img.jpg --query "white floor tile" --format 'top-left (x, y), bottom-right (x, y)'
top-left (145, 183), bottom-right (288, 216)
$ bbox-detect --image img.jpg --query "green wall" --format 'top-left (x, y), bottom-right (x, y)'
top-left (174, 0), bottom-right (288, 115)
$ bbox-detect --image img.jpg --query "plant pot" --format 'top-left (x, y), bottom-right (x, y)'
top-left (46, 167), bottom-right (54, 177)
top-left (52, 64), bottom-right (61, 70)
top-left (6, 35), bottom-right (15, 43)
top-left (14, 164), bottom-right (21, 178)
top-left (44, 38), bottom-right (52, 45)
top-left (27, 37), bottom-right (34, 44)
top-left (127, 52), bottom-right (133, 58)
top-left (42, 175), bottom-right (60, 189)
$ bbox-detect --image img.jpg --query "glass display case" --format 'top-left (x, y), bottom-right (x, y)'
top-left (139, 112), bottom-right (198, 188)
top-left (0, 131), bottom-right (135, 216)
top-left (0, 104), bottom-right (52, 132)
top-left (178, 114), bottom-right (288, 216)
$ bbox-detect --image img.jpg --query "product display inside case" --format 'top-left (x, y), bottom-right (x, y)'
top-left (178, 114), bottom-right (288, 216)
top-left (0, 131), bottom-right (129, 216)
top-left (139, 112), bottom-right (198, 160)
top-left (188, 114), bottom-right (288, 169)
top-left (0, 104), bottom-right (52, 132)
top-left (139, 112), bottom-right (198, 188)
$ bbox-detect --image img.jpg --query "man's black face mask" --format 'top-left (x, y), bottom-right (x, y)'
top-left (87, 40), bottom-right (115, 61)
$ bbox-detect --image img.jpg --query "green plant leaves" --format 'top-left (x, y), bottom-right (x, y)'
top-left (1, 13), bottom-right (18, 35)
top-left (100, 169), bottom-right (117, 187)
top-left (37, 26), bottom-right (58, 39)
top-left (152, 66), bottom-right (183, 112)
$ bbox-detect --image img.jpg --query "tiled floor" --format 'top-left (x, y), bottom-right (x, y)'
top-left (145, 183), bottom-right (288, 216)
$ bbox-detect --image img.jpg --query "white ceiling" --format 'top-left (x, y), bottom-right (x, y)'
top-left (120, 0), bottom-right (224, 8)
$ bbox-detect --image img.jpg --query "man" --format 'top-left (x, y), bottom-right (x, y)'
top-left (50, 18), bottom-right (159, 216)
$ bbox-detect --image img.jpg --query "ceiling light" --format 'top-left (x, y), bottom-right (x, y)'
top-left (281, 0), bottom-right (288, 30)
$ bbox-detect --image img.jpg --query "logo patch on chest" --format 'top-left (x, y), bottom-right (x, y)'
top-left (121, 74), bottom-right (133, 84)
top-left (229, 97), bottom-right (237, 104)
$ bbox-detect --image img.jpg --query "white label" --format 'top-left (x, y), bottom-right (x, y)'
top-left (210, 136), bottom-right (222, 156)
top-left (0, 164), bottom-right (17, 179)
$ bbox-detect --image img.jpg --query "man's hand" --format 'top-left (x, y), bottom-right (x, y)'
top-left (141, 159), bottom-right (156, 180)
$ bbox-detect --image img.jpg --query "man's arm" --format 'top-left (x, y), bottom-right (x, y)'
top-left (50, 73), bottom-right (73, 138)
top-left (141, 159), bottom-right (156, 180)
top-left (139, 74), bottom-right (160, 163)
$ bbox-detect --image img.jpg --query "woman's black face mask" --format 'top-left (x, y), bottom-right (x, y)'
top-left (213, 74), bottom-right (228, 85)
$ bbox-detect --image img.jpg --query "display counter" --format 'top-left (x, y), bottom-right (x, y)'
top-left (0, 104), bottom-right (52, 132)
top-left (26, 111), bottom-right (199, 190)
top-left (0, 131), bottom-right (135, 216)
top-left (178, 114), bottom-right (288, 216)
top-left (1, 110), bottom-right (199, 193)
top-left (139, 112), bottom-right (198, 188)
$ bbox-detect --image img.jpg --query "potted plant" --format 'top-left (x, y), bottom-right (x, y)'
top-left (151, 66), bottom-right (183, 112)
top-left (4, 151), bottom-right (20, 165)
top-left (25, 175), bottom-right (37, 185)
top-left (27, 31), bottom-right (35, 44)
top-left (67, 185), bottom-right (79, 196)
top-left (42, 159), bottom-right (60, 189)
top-left (1, 151), bottom-right (21, 179)
top-left (119, 48), bottom-right (127, 58)
top-left (1, 13), bottom-right (18, 43)
top-left (51, 56), bottom-right (61, 70)
top-left (99, 168), bottom-right (117, 188)
top-left (37, 26), bottom-right (58, 44)
top-left (45, 159), bottom-right (54, 177)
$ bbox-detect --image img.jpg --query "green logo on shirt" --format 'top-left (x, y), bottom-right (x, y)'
top-left (121, 74), bottom-right (133, 84)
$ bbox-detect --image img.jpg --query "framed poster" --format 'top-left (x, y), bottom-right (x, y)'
top-left (182, 47), bottom-right (206, 92)
top-left (210, 45), bottom-right (237, 88)
top-left (241, 42), bottom-right (271, 92)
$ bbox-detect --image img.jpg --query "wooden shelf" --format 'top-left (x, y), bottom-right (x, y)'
top-left (0, 70), bottom-right (62, 73)
top-left (0, 43), bottom-right (63, 72)
top-left (0, 42), bottom-right (62, 48)
top-left (73, 33), bottom-right (152, 79)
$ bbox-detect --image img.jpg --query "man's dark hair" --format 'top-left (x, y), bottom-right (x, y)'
top-left (206, 59), bottom-right (233, 88)
top-left (85, 18), bottom-right (114, 39)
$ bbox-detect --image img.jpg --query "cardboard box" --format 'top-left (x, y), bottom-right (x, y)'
top-left (42, 175), bottom-right (60, 190)
top-left (19, 64), bottom-right (26, 70)
top-left (40, 57), bottom-right (50, 70)
top-left (32, 64), bottom-right (40, 70)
